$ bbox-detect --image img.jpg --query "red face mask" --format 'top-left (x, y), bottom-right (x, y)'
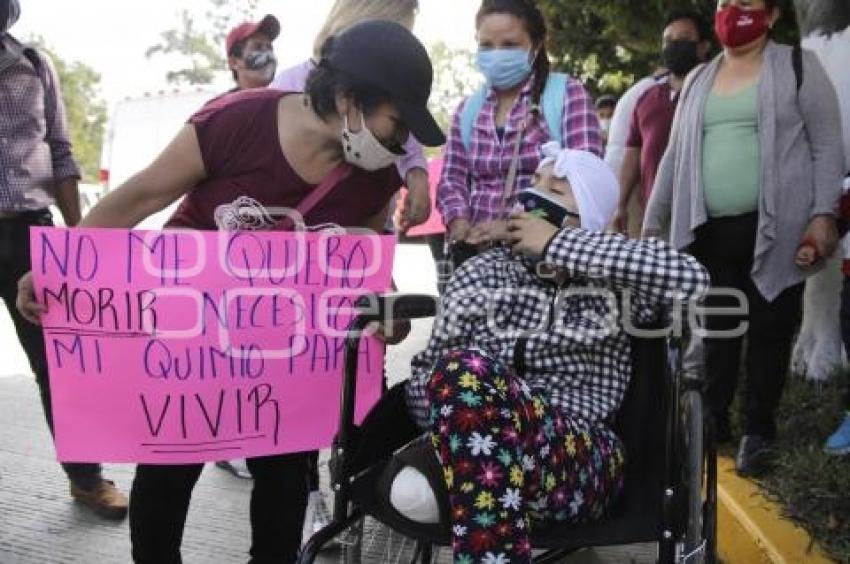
top-left (714, 5), bottom-right (770, 48)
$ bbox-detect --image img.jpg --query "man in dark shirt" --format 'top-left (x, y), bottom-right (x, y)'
top-left (0, 0), bottom-right (127, 518)
top-left (613, 10), bottom-right (711, 234)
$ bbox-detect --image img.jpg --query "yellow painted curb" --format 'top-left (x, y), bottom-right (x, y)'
top-left (716, 456), bottom-right (834, 564)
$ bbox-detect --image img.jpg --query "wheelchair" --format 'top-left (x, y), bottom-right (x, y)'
top-left (299, 294), bottom-right (717, 564)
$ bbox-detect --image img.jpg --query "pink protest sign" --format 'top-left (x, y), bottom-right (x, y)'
top-left (30, 227), bottom-right (395, 464)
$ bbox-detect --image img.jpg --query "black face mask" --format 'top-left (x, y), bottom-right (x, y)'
top-left (662, 40), bottom-right (700, 77)
top-left (0, 0), bottom-right (20, 34)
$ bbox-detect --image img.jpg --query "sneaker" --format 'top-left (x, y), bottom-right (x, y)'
top-left (824, 413), bottom-right (850, 456)
top-left (735, 434), bottom-right (773, 477)
top-left (70, 479), bottom-right (128, 520)
top-left (216, 459), bottom-right (252, 479)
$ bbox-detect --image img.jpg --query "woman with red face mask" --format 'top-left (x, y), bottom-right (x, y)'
top-left (643, 0), bottom-right (846, 477)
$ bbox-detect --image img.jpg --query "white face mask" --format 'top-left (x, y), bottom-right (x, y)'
top-left (599, 118), bottom-right (612, 134)
top-left (341, 112), bottom-right (404, 172)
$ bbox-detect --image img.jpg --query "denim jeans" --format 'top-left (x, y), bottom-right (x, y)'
top-left (0, 210), bottom-right (102, 489)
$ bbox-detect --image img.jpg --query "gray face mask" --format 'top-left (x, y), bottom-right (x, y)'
top-left (243, 49), bottom-right (277, 83)
top-left (0, 0), bottom-right (20, 34)
top-left (245, 50), bottom-right (276, 70)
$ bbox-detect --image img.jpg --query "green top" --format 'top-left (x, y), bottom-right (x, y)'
top-left (702, 84), bottom-right (760, 218)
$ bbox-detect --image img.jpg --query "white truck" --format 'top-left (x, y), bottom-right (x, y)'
top-left (97, 89), bottom-right (217, 228)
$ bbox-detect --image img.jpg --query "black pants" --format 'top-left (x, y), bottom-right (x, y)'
top-left (690, 213), bottom-right (804, 440)
top-left (307, 450), bottom-right (319, 491)
top-left (0, 211), bottom-right (102, 489)
top-left (130, 453), bottom-right (309, 564)
top-left (839, 277), bottom-right (850, 409)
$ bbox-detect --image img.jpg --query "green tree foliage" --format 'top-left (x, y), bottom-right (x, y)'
top-left (428, 41), bottom-right (482, 133)
top-left (29, 39), bottom-right (107, 183)
top-left (146, 0), bottom-right (259, 85)
top-left (537, 0), bottom-right (799, 96)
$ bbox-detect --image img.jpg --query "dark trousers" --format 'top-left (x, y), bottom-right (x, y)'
top-left (690, 213), bottom-right (804, 440)
top-left (0, 211), bottom-right (102, 489)
top-left (307, 450), bottom-right (319, 491)
top-left (130, 453), bottom-right (310, 564)
top-left (839, 277), bottom-right (850, 409)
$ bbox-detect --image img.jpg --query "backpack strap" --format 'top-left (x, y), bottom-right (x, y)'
top-left (540, 72), bottom-right (567, 146)
top-left (460, 72), bottom-right (571, 152)
top-left (459, 87), bottom-right (488, 153)
top-left (791, 43), bottom-right (804, 92)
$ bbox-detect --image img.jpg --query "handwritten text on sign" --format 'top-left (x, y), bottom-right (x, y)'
top-left (31, 227), bottom-right (395, 463)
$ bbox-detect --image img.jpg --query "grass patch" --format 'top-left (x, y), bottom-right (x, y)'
top-left (752, 372), bottom-right (850, 562)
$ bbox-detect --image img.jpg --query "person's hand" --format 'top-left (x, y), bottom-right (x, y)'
top-left (795, 240), bottom-right (818, 269)
top-left (369, 319), bottom-right (411, 345)
top-left (448, 219), bottom-right (472, 243)
top-left (612, 205), bottom-right (629, 234)
top-left (16, 272), bottom-right (46, 325)
top-left (466, 220), bottom-right (510, 245)
top-left (798, 215), bottom-right (839, 268)
top-left (506, 211), bottom-right (559, 259)
top-left (396, 171), bottom-right (431, 232)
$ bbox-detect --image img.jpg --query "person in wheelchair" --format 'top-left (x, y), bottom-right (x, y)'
top-left (396, 142), bottom-right (710, 564)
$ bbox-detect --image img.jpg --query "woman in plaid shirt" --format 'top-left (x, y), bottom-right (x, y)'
top-left (405, 145), bottom-right (709, 564)
top-left (439, 0), bottom-right (602, 252)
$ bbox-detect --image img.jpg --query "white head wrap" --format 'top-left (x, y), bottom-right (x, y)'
top-left (536, 141), bottom-right (618, 232)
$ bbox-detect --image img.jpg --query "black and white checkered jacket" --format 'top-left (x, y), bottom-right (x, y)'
top-left (405, 228), bottom-right (710, 428)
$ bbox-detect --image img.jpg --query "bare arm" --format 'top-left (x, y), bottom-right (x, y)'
top-left (618, 148), bottom-right (641, 208)
top-left (54, 177), bottom-right (81, 226)
top-left (81, 124), bottom-right (206, 228)
top-left (613, 147), bottom-right (641, 233)
top-left (16, 125), bottom-right (206, 324)
top-left (397, 167), bottom-right (432, 232)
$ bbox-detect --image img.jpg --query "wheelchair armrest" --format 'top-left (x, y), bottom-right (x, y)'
top-left (352, 293), bottom-right (439, 325)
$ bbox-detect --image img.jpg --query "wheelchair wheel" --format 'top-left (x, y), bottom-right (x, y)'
top-left (338, 516), bottom-right (445, 563)
top-left (680, 389), bottom-right (706, 562)
top-left (338, 516), bottom-right (364, 564)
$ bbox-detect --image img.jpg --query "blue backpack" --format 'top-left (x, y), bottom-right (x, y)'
top-left (459, 72), bottom-right (569, 152)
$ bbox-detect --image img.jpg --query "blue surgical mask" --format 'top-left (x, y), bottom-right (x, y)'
top-left (476, 47), bottom-right (533, 90)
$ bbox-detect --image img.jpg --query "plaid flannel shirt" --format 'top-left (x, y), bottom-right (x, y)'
top-left (405, 228), bottom-right (710, 428)
top-left (436, 77), bottom-right (602, 227)
top-left (0, 37), bottom-right (80, 212)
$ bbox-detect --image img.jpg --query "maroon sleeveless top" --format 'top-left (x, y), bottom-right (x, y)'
top-left (166, 89), bottom-right (401, 231)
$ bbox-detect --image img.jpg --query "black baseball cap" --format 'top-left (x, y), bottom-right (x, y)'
top-left (326, 20), bottom-right (445, 147)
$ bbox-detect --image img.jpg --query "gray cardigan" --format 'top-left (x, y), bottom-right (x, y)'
top-left (643, 41), bottom-right (846, 301)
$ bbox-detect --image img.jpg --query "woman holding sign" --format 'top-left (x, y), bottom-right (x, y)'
top-left (17, 21), bottom-right (445, 564)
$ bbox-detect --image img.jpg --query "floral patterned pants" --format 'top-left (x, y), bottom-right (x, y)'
top-left (425, 349), bottom-right (626, 564)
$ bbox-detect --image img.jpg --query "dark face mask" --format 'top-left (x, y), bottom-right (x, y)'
top-left (662, 40), bottom-right (701, 77)
top-left (0, 0), bottom-right (20, 34)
